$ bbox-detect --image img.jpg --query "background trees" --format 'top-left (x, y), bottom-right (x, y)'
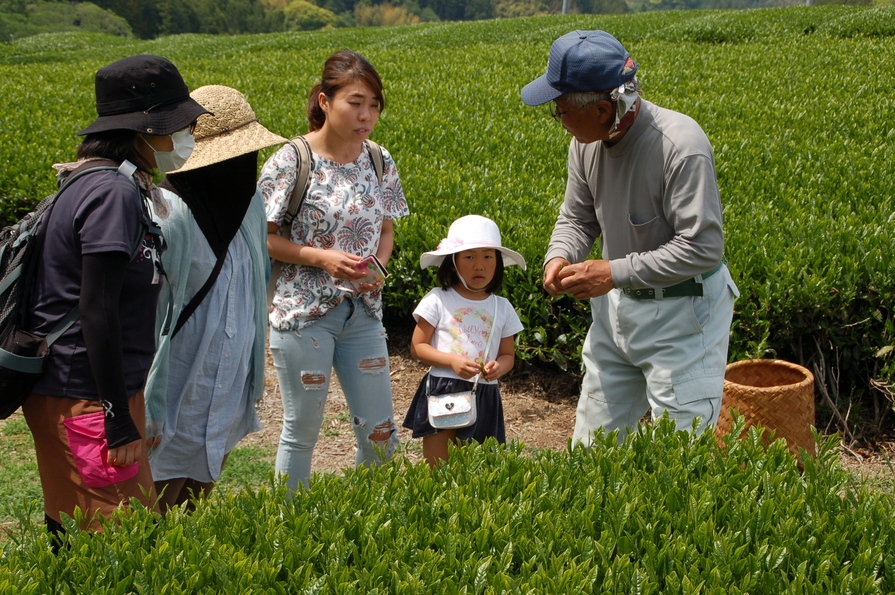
top-left (4, 0), bottom-right (883, 44)
top-left (8, 0), bottom-right (870, 40)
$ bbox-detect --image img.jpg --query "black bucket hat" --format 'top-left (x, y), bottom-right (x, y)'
top-left (78, 54), bottom-right (210, 136)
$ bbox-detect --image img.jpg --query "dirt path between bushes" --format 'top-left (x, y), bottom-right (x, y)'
top-left (242, 334), bottom-right (581, 471)
top-left (242, 331), bottom-right (894, 482)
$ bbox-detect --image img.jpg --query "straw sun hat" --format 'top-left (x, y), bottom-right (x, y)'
top-left (420, 215), bottom-right (527, 270)
top-left (174, 85), bottom-right (286, 173)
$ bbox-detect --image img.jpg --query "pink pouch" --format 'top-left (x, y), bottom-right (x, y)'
top-left (62, 411), bottom-right (139, 489)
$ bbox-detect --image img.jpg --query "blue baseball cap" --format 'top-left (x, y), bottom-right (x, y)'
top-left (521, 30), bottom-right (638, 106)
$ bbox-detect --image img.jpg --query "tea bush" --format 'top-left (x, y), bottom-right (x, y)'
top-left (1, 6), bottom-right (894, 432)
top-left (0, 419), bottom-right (892, 593)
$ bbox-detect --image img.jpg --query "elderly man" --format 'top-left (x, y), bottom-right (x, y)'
top-left (522, 30), bottom-right (739, 444)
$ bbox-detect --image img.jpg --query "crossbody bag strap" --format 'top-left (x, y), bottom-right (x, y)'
top-left (468, 294), bottom-right (499, 392)
top-left (427, 294), bottom-right (499, 395)
top-left (171, 249), bottom-right (227, 338)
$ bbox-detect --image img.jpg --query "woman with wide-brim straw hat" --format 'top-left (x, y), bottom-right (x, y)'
top-left (22, 54), bottom-right (208, 544)
top-left (144, 85), bottom-right (286, 512)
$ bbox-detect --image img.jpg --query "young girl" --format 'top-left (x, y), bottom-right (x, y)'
top-left (403, 215), bottom-right (526, 467)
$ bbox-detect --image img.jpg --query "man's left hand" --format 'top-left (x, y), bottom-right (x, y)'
top-left (556, 259), bottom-right (614, 299)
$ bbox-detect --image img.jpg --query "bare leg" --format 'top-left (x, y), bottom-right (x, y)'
top-left (422, 429), bottom-right (458, 468)
top-left (154, 454), bottom-right (228, 513)
top-left (154, 477), bottom-right (187, 513)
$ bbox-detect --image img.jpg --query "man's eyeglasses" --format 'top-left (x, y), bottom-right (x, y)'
top-left (549, 105), bottom-right (576, 121)
top-left (549, 94), bottom-right (611, 121)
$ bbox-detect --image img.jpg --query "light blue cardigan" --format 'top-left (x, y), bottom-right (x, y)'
top-left (143, 188), bottom-right (270, 440)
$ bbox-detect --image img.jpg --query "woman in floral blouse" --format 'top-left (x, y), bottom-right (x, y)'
top-left (258, 50), bottom-right (409, 489)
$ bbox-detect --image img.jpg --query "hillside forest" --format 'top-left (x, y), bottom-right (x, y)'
top-left (0, 0), bottom-right (875, 40)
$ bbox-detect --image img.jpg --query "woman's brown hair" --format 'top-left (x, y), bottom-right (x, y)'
top-left (307, 50), bottom-right (385, 132)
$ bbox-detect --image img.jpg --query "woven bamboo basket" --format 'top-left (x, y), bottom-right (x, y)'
top-left (716, 359), bottom-right (816, 458)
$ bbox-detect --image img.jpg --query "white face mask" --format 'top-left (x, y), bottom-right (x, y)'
top-left (142, 127), bottom-right (195, 173)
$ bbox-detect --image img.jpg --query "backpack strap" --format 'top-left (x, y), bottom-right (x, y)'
top-left (45, 160), bottom-right (150, 347)
top-left (365, 139), bottom-right (385, 186)
top-left (0, 161), bottom-right (118, 294)
top-left (283, 136), bottom-right (312, 228)
top-left (267, 137), bottom-right (311, 306)
top-left (281, 136), bottom-right (385, 227)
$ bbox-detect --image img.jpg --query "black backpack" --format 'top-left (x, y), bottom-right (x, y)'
top-left (0, 161), bottom-right (148, 419)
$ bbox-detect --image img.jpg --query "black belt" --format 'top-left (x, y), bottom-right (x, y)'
top-left (622, 262), bottom-right (723, 300)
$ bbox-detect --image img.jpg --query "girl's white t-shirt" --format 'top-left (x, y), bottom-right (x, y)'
top-left (413, 287), bottom-right (523, 384)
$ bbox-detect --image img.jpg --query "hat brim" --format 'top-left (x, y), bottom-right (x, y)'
top-left (521, 74), bottom-right (565, 107)
top-left (420, 245), bottom-right (527, 270)
top-left (77, 96), bottom-right (210, 136)
top-left (172, 119), bottom-right (287, 173)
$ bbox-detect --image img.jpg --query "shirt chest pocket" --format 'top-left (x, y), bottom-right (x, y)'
top-left (627, 213), bottom-right (673, 252)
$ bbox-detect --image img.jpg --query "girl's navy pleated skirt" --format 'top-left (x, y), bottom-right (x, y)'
top-left (402, 373), bottom-right (505, 443)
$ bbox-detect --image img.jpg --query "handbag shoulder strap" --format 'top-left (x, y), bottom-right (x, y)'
top-left (170, 249), bottom-right (227, 337)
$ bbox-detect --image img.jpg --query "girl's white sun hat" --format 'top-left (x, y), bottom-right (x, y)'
top-left (420, 215), bottom-right (527, 270)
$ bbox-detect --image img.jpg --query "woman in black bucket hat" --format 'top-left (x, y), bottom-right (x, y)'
top-left (21, 54), bottom-right (207, 546)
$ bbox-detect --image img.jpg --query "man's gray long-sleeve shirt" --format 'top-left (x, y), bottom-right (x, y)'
top-left (544, 99), bottom-right (725, 289)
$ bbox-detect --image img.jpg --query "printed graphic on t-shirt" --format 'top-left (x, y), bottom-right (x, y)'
top-left (449, 306), bottom-right (493, 364)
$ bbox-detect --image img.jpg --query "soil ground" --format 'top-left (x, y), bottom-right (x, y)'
top-left (242, 329), bottom-right (581, 470)
top-left (243, 329), bottom-right (895, 483)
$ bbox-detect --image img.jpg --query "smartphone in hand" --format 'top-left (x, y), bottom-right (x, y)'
top-left (355, 254), bottom-right (388, 287)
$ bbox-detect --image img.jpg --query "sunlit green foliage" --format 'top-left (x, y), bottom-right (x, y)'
top-left (1, 6), bottom-right (894, 433)
top-left (1, 418), bottom-right (892, 593)
top-left (0, 1), bottom-right (132, 41)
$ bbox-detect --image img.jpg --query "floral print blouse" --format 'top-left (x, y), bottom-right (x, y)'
top-left (259, 141), bottom-right (409, 331)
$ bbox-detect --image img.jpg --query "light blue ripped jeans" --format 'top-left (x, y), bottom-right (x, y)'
top-left (270, 298), bottom-right (398, 490)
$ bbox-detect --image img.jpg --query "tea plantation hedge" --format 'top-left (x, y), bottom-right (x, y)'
top-left (1, 420), bottom-right (893, 593)
top-left (1, 6), bottom-right (894, 434)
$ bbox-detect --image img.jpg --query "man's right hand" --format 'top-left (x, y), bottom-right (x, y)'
top-left (543, 257), bottom-right (570, 297)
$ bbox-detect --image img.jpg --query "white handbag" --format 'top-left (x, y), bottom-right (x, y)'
top-left (426, 377), bottom-right (479, 429)
top-left (426, 295), bottom-right (497, 430)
